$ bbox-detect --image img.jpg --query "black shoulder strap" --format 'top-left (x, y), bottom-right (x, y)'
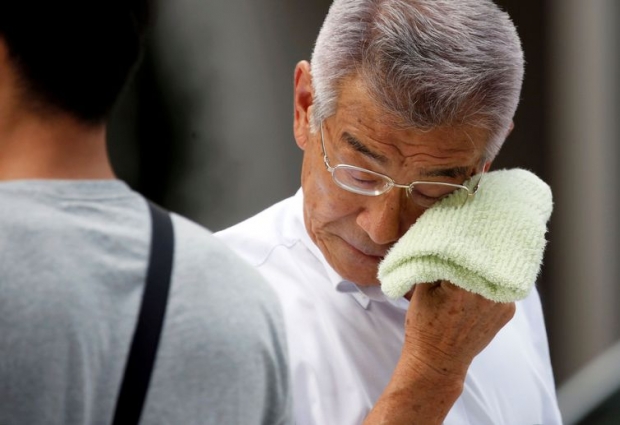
top-left (112, 201), bottom-right (175, 425)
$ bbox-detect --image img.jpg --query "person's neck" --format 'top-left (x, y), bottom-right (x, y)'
top-left (0, 110), bottom-right (116, 181)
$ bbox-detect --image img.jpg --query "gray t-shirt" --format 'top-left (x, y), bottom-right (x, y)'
top-left (0, 180), bottom-right (292, 425)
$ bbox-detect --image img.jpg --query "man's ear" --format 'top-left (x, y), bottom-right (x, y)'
top-left (507, 121), bottom-right (515, 137)
top-left (0, 37), bottom-right (10, 72)
top-left (480, 121), bottom-right (514, 173)
top-left (293, 60), bottom-right (313, 151)
top-left (481, 121), bottom-right (514, 172)
top-left (0, 38), bottom-right (14, 94)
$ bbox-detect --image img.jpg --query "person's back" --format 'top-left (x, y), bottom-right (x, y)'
top-left (0, 1), bottom-right (291, 424)
top-left (0, 181), bottom-right (290, 425)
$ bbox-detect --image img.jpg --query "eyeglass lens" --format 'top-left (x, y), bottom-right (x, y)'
top-left (332, 166), bottom-right (468, 208)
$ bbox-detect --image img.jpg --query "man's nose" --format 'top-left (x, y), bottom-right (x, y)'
top-left (355, 188), bottom-right (422, 246)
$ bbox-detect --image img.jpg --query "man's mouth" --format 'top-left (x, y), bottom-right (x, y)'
top-left (348, 242), bottom-right (387, 259)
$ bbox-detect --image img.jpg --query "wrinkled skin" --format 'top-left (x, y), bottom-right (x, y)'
top-left (293, 60), bottom-right (516, 424)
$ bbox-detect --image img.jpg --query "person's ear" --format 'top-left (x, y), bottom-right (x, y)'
top-left (0, 38), bottom-right (14, 92)
top-left (507, 121), bottom-right (515, 137)
top-left (479, 121), bottom-right (514, 173)
top-left (0, 37), bottom-right (10, 70)
top-left (293, 61), bottom-right (313, 151)
top-left (479, 121), bottom-right (514, 172)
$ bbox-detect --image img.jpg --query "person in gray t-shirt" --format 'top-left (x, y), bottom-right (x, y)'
top-left (0, 2), bottom-right (292, 425)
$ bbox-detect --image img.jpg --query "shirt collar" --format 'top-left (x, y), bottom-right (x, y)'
top-left (291, 189), bottom-right (407, 310)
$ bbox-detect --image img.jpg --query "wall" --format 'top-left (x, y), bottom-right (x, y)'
top-left (108, 0), bottom-right (620, 394)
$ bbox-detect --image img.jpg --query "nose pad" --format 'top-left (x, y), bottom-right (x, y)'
top-left (356, 189), bottom-right (420, 245)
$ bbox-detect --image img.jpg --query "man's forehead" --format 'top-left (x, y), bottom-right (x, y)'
top-left (332, 75), bottom-right (489, 152)
top-left (327, 117), bottom-right (487, 175)
top-left (331, 112), bottom-right (488, 161)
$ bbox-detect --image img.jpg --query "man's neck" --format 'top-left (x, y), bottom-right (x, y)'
top-left (0, 111), bottom-right (116, 181)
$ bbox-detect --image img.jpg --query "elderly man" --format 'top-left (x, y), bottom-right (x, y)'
top-left (217, 0), bottom-right (562, 424)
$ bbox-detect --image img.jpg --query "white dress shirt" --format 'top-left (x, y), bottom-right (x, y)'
top-left (216, 189), bottom-right (563, 425)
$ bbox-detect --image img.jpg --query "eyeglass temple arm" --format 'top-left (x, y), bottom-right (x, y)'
top-left (319, 123), bottom-right (333, 170)
top-left (470, 177), bottom-right (482, 195)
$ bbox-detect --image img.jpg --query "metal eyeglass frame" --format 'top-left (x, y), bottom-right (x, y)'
top-left (319, 122), bottom-right (482, 206)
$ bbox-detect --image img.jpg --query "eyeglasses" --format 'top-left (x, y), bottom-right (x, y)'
top-left (319, 122), bottom-right (481, 208)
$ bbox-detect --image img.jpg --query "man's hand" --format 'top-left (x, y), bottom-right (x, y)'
top-left (364, 282), bottom-right (515, 425)
top-left (403, 281), bottom-right (516, 380)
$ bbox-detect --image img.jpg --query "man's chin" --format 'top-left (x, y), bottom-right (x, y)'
top-left (322, 238), bottom-right (384, 286)
top-left (341, 256), bottom-right (384, 286)
top-left (340, 269), bottom-right (381, 287)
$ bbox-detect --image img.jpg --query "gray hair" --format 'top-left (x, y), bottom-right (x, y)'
top-left (310, 0), bottom-right (524, 160)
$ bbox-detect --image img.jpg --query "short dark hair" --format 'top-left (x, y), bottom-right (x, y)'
top-left (0, 0), bottom-right (152, 124)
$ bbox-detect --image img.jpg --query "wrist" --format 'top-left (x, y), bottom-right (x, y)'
top-left (364, 364), bottom-right (464, 425)
top-left (400, 338), bottom-right (472, 384)
top-left (391, 352), bottom-right (467, 395)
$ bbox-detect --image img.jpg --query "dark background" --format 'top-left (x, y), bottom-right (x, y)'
top-left (107, 1), bottom-right (620, 422)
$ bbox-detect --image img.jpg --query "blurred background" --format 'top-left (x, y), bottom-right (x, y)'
top-left (107, 0), bottom-right (619, 422)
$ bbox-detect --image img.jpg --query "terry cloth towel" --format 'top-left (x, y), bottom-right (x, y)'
top-left (378, 168), bottom-right (553, 303)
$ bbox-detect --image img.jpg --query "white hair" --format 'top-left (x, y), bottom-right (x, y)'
top-left (310, 0), bottom-right (524, 160)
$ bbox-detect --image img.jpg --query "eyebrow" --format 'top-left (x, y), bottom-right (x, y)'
top-left (341, 132), bottom-right (389, 163)
top-left (341, 131), bottom-right (471, 179)
top-left (419, 166), bottom-right (470, 179)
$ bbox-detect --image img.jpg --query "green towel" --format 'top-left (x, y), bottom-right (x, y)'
top-left (378, 168), bottom-right (553, 303)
